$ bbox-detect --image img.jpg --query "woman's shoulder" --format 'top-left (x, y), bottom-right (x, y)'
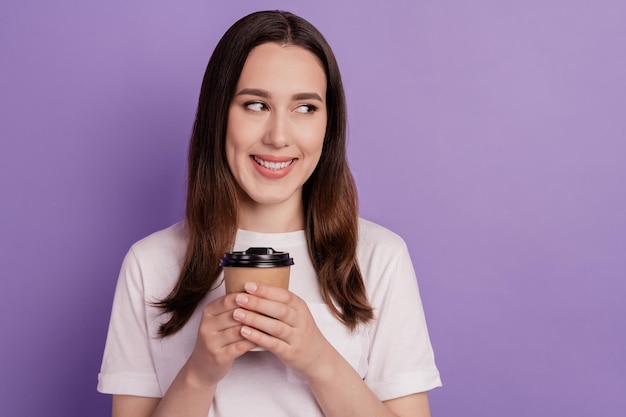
top-left (118, 222), bottom-right (187, 296)
top-left (356, 218), bottom-right (415, 289)
top-left (357, 218), bottom-right (409, 258)
top-left (128, 221), bottom-right (187, 261)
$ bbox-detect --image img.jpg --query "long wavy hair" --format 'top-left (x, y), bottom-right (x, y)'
top-left (156, 10), bottom-right (373, 336)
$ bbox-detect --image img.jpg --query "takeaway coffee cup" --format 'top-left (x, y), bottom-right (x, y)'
top-left (219, 247), bottom-right (294, 294)
top-left (220, 247), bottom-right (294, 352)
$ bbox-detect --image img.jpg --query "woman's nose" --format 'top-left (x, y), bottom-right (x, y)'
top-left (263, 112), bottom-right (290, 148)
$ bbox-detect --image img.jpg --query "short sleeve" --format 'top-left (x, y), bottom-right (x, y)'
top-left (97, 247), bottom-right (162, 398)
top-left (364, 240), bottom-right (442, 400)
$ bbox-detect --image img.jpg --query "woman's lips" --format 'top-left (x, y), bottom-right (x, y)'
top-left (253, 155), bottom-right (295, 170)
top-left (251, 155), bottom-right (296, 179)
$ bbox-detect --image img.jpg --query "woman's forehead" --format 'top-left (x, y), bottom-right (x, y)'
top-left (236, 42), bottom-right (326, 97)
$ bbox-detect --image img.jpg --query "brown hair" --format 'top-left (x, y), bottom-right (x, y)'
top-left (156, 10), bottom-right (373, 336)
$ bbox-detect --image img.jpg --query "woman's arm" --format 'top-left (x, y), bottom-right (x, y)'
top-left (305, 343), bottom-right (432, 417)
top-left (112, 395), bottom-right (160, 417)
top-left (111, 361), bottom-right (220, 417)
top-left (112, 293), bottom-right (256, 417)
top-left (385, 392), bottom-right (431, 417)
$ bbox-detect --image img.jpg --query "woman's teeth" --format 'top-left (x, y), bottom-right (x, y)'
top-left (253, 156), bottom-right (294, 170)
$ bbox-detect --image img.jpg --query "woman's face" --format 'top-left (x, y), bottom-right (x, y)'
top-left (226, 42), bottom-right (327, 210)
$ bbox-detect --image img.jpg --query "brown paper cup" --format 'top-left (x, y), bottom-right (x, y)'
top-left (223, 265), bottom-right (291, 293)
top-left (220, 248), bottom-right (294, 351)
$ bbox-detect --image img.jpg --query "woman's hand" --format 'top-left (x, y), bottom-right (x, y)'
top-left (231, 282), bottom-right (431, 417)
top-left (232, 282), bottom-right (338, 380)
top-left (186, 293), bottom-right (258, 386)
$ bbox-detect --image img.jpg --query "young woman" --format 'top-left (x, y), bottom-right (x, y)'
top-left (98, 10), bottom-right (441, 417)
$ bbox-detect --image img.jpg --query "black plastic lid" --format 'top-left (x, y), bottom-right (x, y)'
top-left (219, 247), bottom-right (294, 268)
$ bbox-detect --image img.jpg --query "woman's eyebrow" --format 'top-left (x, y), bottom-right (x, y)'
top-left (293, 92), bottom-right (323, 102)
top-left (236, 89), bottom-right (323, 102)
top-left (236, 88), bottom-right (270, 98)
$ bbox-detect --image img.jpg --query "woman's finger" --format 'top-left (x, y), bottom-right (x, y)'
top-left (243, 282), bottom-right (295, 305)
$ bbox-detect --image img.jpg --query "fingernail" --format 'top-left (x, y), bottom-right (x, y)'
top-left (233, 309), bottom-right (245, 320)
top-left (244, 282), bottom-right (257, 293)
top-left (241, 326), bottom-right (252, 336)
top-left (235, 293), bottom-right (248, 304)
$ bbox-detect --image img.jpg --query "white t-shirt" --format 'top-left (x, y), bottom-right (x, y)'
top-left (98, 218), bottom-right (441, 416)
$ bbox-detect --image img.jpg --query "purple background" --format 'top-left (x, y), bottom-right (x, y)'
top-left (1, 1), bottom-right (624, 416)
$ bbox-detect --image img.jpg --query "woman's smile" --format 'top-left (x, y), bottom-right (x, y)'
top-left (251, 155), bottom-right (297, 177)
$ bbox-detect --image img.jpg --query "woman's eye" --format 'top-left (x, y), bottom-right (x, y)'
top-left (295, 104), bottom-right (317, 114)
top-left (245, 102), bottom-right (266, 112)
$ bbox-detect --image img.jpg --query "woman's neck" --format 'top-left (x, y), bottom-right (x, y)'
top-left (237, 196), bottom-right (305, 233)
